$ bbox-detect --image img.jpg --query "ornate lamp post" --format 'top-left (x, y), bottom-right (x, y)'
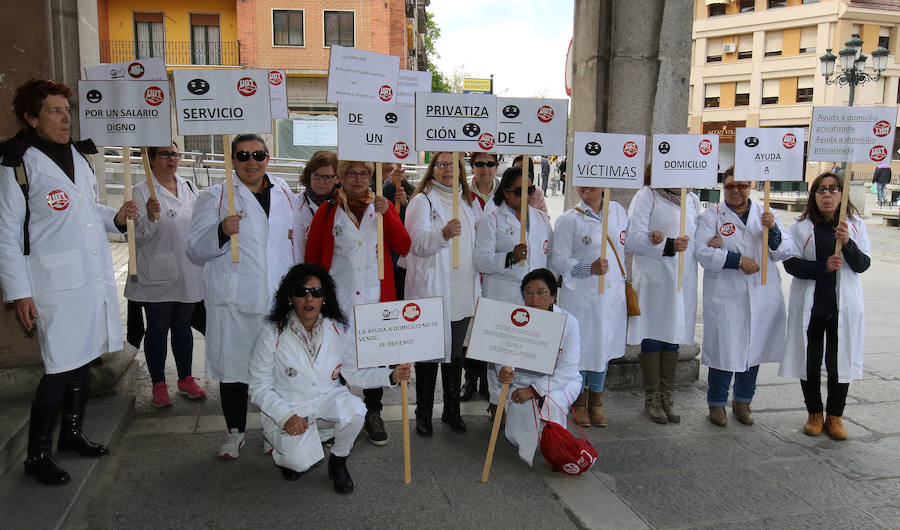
top-left (820, 33), bottom-right (889, 107)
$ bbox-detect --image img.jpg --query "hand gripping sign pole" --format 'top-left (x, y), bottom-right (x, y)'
top-left (223, 135), bottom-right (239, 263)
top-left (401, 379), bottom-right (411, 484)
top-left (453, 152), bottom-right (461, 268)
top-left (677, 188), bottom-right (687, 292)
top-left (139, 148), bottom-right (159, 221)
top-left (761, 181), bottom-right (771, 284)
top-left (518, 161), bottom-right (529, 265)
top-left (376, 163), bottom-right (385, 280)
top-left (123, 147), bottom-right (137, 276)
top-left (598, 189), bottom-right (610, 294)
top-left (481, 373), bottom-right (510, 483)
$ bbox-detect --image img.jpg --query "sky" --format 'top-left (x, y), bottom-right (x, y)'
top-left (427, 0), bottom-right (573, 100)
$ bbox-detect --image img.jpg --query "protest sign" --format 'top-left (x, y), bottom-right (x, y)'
top-left (338, 101), bottom-right (415, 163)
top-left (808, 106), bottom-right (896, 163)
top-left (173, 69), bottom-right (271, 135)
top-left (79, 80), bottom-right (172, 147)
top-left (496, 97), bottom-right (568, 155)
top-left (650, 134), bottom-right (719, 188)
top-left (397, 70), bottom-right (432, 107)
top-left (327, 45), bottom-right (400, 104)
top-left (571, 131), bottom-right (646, 189)
top-left (84, 57), bottom-right (167, 81)
top-left (354, 298), bottom-right (445, 368)
top-left (267, 70), bottom-right (289, 120)
top-left (415, 92), bottom-right (498, 152)
top-left (734, 128), bottom-right (805, 182)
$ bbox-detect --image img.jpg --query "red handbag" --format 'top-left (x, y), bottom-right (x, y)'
top-left (539, 420), bottom-right (598, 476)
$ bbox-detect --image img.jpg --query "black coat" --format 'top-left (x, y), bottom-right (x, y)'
top-left (873, 166), bottom-right (892, 184)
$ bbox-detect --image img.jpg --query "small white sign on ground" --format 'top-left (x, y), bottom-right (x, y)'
top-left (84, 57), bottom-right (167, 81)
top-left (466, 298), bottom-right (567, 375)
top-left (734, 128), bottom-right (805, 182)
top-left (173, 69), bottom-right (271, 135)
top-left (651, 134), bottom-right (719, 189)
top-left (496, 97), bottom-right (568, 155)
top-left (327, 45), bottom-right (400, 104)
top-left (267, 70), bottom-right (289, 120)
top-left (571, 131), bottom-right (645, 189)
top-left (355, 297), bottom-right (445, 368)
top-left (397, 70), bottom-right (432, 107)
top-left (79, 80), bottom-right (172, 147)
top-left (415, 92), bottom-right (498, 152)
top-left (808, 106), bottom-right (897, 163)
top-left (338, 101), bottom-right (415, 163)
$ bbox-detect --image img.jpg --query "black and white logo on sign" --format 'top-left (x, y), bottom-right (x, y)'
top-left (462, 123), bottom-right (481, 137)
top-left (744, 136), bottom-right (759, 148)
top-left (187, 79), bottom-right (210, 95)
top-left (658, 141), bottom-right (670, 154)
top-left (584, 142), bottom-right (602, 156)
top-left (86, 90), bottom-right (102, 104)
top-left (502, 105), bottom-right (520, 119)
top-left (384, 112), bottom-right (397, 124)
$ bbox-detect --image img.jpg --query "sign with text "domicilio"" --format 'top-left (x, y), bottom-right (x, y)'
top-left (571, 131), bottom-right (646, 189)
top-left (354, 297), bottom-right (446, 368)
top-left (808, 106), bottom-right (896, 163)
top-left (173, 69), bottom-right (271, 135)
top-left (338, 101), bottom-right (415, 163)
top-left (650, 134), bottom-right (719, 189)
top-left (79, 80), bottom-right (172, 147)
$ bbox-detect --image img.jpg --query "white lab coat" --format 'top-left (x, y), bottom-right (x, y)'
top-left (694, 201), bottom-right (794, 372)
top-left (294, 192), bottom-right (318, 264)
top-left (503, 305), bottom-right (582, 466)
top-left (124, 178), bottom-right (204, 303)
top-left (625, 187), bottom-right (700, 346)
top-left (0, 146), bottom-right (123, 374)
top-left (328, 204), bottom-right (385, 317)
top-left (551, 200), bottom-right (628, 372)
top-left (779, 217), bottom-right (870, 383)
top-left (187, 175), bottom-right (299, 382)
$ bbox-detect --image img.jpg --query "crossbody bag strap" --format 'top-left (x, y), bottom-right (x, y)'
top-left (606, 235), bottom-right (626, 280)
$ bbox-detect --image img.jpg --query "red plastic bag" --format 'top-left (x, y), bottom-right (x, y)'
top-left (539, 421), bottom-right (597, 476)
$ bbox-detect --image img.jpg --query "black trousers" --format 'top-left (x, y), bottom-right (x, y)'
top-left (143, 302), bottom-right (196, 383)
top-left (800, 316), bottom-right (850, 416)
top-left (415, 318), bottom-right (469, 415)
top-left (34, 364), bottom-right (90, 406)
top-left (220, 382), bottom-right (249, 432)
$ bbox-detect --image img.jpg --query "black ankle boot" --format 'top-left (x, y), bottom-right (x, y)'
top-left (327, 454), bottom-right (354, 493)
top-left (415, 409), bottom-right (433, 437)
top-left (280, 466), bottom-right (302, 481)
top-left (57, 380), bottom-right (109, 457)
top-left (24, 403), bottom-right (70, 485)
top-left (441, 360), bottom-right (467, 433)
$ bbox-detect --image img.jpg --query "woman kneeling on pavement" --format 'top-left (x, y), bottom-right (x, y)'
top-left (249, 264), bottom-right (411, 492)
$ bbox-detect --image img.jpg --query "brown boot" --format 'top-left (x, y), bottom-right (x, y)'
top-left (732, 401), bottom-right (754, 425)
top-left (572, 391), bottom-right (591, 427)
top-left (824, 414), bottom-right (848, 440)
top-left (659, 350), bottom-right (681, 423)
top-left (588, 390), bottom-right (608, 427)
top-left (803, 412), bottom-right (824, 436)
top-left (708, 405), bottom-right (727, 427)
top-left (639, 353), bottom-right (667, 424)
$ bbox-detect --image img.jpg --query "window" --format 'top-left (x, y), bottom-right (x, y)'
top-left (762, 79), bottom-right (779, 104)
top-left (802, 0), bottom-right (818, 4)
top-left (879, 27), bottom-right (891, 51)
top-left (740, 0), bottom-right (755, 12)
top-left (738, 34), bottom-right (753, 59)
top-left (324, 11), bottom-right (354, 47)
top-left (273, 10), bottom-right (304, 46)
top-left (707, 38), bottom-right (723, 63)
top-left (735, 81), bottom-right (750, 106)
top-left (191, 14), bottom-right (221, 65)
top-left (799, 27), bottom-right (817, 54)
top-left (768, 0), bottom-right (786, 8)
top-left (893, 127), bottom-right (900, 160)
top-left (134, 13), bottom-right (164, 60)
top-left (796, 76), bottom-right (814, 102)
top-left (705, 84), bottom-right (720, 108)
top-left (765, 30), bottom-right (782, 57)
top-left (708, 3), bottom-right (726, 17)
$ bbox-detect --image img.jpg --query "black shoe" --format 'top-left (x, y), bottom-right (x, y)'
top-left (478, 381), bottom-right (489, 399)
top-left (415, 412), bottom-right (433, 437)
top-left (459, 382), bottom-right (477, 402)
top-left (327, 454), bottom-right (354, 494)
top-left (441, 411), bottom-right (467, 433)
top-left (363, 412), bottom-right (387, 446)
top-left (25, 403), bottom-right (70, 485)
top-left (57, 380), bottom-right (109, 457)
top-left (322, 437), bottom-right (335, 449)
top-left (280, 466), bottom-right (302, 481)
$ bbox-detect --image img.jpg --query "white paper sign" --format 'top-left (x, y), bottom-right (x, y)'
top-left (571, 131), bottom-right (645, 189)
top-left (808, 106), bottom-right (897, 163)
top-left (734, 128), bottom-right (805, 182)
top-left (326, 45), bottom-right (400, 104)
top-left (292, 121), bottom-right (337, 146)
top-left (397, 70), bottom-right (432, 107)
top-left (415, 92), bottom-right (498, 152)
top-left (84, 57), bottom-right (167, 81)
top-left (267, 69), bottom-right (289, 120)
top-left (466, 298), bottom-right (567, 375)
top-left (496, 97), bottom-right (568, 155)
top-left (650, 134), bottom-right (719, 188)
top-left (78, 80), bottom-right (172, 147)
top-left (173, 69), bottom-right (271, 135)
top-left (338, 101), bottom-right (415, 163)
top-left (355, 297), bottom-right (446, 367)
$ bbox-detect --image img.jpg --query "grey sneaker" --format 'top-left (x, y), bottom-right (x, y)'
top-left (364, 412), bottom-right (387, 446)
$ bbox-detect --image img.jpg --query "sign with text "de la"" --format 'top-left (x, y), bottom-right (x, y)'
top-left (415, 92), bottom-right (498, 152)
top-left (734, 128), bottom-right (805, 182)
top-left (84, 57), bottom-right (167, 81)
top-left (808, 106), bottom-right (896, 163)
top-left (496, 97), bottom-right (568, 155)
top-left (466, 298), bottom-right (567, 375)
top-left (78, 80), bottom-right (172, 147)
top-left (650, 134), bottom-right (719, 189)
top-left (572, 131), bottom-right (645, 189)
top-left (354, 297), bottom-right (446, 367)
top-left (173, 69), bottom-right (271, 135)
top-left (267, 70), bottom-right (289, 120)
top-left (327, 45), bottom-right (400, 105)
top-left (338, 101), bottom-right (414, 163)
top-left (397, 69), bottom-right (432, 108)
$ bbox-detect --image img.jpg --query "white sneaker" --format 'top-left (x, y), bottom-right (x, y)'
top-left (262, 437), bottom-right (273, 455)
top-left (217, 428), bottom-right (245, 460)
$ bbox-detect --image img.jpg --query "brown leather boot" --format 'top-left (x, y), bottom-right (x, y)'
top-left (588, 390), bottom-right (607, 427)
top-left (732, 401), bottom-right (753, 425)
top-left (803, 412), bottom-right (824, 436)
top-left (708, 405), bottom-right (727, 427)
top-left (639, 353), bottom-right (667, 424)
top-left (659, 350), bottom-right (681, 423)
top-left (824, 414), bottom-right (848, 440)
top-left (572, 392), bottom-right (591, 427)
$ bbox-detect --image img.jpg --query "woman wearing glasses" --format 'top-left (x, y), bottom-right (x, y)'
top-left (780, 172), bottom-right (870, 440)
top-left (296, 150), bottom-right (339, 260)
top-left (695, 168), bottom-right (793, 427)
top-left (125, 142), bottom-right (206, 408)
top-left (469, 152), bottom-right (500, 211)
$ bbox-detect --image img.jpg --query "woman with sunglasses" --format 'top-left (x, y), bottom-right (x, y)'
top-left (404, 152), bottom-right (481, 435)
top-left (125, 142), bottom-right (206, 408)
top-left (779, 172), bottom-right (870, 440)
top-left (249, 264), bottom-right (411, 492)
top-left (511, 155), bottom-right (549, 215)
top-left (475, 166), bottom-right (553, 423)
top-left (469, 152), bottom-right (500, 211)
top-left (296, 150), bottom-right (339, 260)
top-left (695, 168), bottom-right (794, 427)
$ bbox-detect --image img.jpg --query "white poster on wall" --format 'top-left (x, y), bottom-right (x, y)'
top-left (338, 101), bottom-right (415, 163)
top-left (173, 69), bottom-right (271, 135)
top-left (78, 80), bottom-right (172, 146)
top-left (84, 57), bottom-right (167, 81)
top-left (808, 106), bottom-right (896, 163)
top-left (354, 298), bottom-right (446, 367)
top-left (496, 97), bottom-right (568, 155)
top-left (267, 69), bottom-right (289, 120)
top-left (415, 92), bottom-right (498, 152)
top-left (734, 128), bottom-right (805, 182)
top-left (292, 120), bottom-right (337, 146)
top-left (650, 134), bottom-right (719, 188)
top-left (326, 45), bottom-right (400, 104)
top-left (397, 69), bottom-right (432, 107)
top-left (571, 131), bottom-right (645, 189)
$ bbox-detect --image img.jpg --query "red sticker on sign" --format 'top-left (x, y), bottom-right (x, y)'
top-left (623, 141), bottom-right (639, 158)
top-left (873, 121), bottom-right (891, 137)
top-left (782, 133), bottom-right (797, 149)
top-left (128, 62), bottom-right (145, 79)
top-left (393, 142), bottom-right (409, 159)
top-left (537, 105), bottom-right (554, 123)
top-left (144, 86), bottom-right (164, 106)
top-left (268, 70), bottom-right (283, 86)
top-left (720, 222), bottom-right (736, 236)
top-left (237, 77), bottom-right (257, 96)
top-left (477, 132), bottom-right (495, 151)
top-left (47, 190), bottom-right (70, 211)
top-left (402, 303), bottom-right (420, 322)
top-left (511, 308), bottom-right (530, 327)
top-left (698, 138), bottom-right (713, 155)
top-left (378, 85), bottom-right (393, 102)
top-left (870, 145), bottom-right (888, 162)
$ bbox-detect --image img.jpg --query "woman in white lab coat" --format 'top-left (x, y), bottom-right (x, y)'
top-left (404, 152), bottom-right (481, 436)
top-left (0, 80), bottom-right (137, 485)
top-left (295, 150), bottom-right (338, 261)
top-left (625, 170), bottom-right (700, 424)
top-left (694, 169), bottom-right (793, 427)
top-left (187, 134), bottom-right (300, 460)
top-left (249, 263), bottom-right (410, 492)
top-left (551, 186), bottom-right (627, 427)
top-left (780, 172), bottom-right (870, 440)
top-left (498, 268), bottom-right (582, 466)
top-left (125, 142), bottom-right (206, 408)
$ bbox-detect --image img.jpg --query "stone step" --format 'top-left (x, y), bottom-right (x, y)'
top-left (0, 401), bottom-right (30, 477)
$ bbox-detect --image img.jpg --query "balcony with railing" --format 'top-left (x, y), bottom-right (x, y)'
top-left (98, 40), bottom-right (240, 66)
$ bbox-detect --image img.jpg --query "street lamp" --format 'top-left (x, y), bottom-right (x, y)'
top-left (820, 33), bottom-right (889, 107)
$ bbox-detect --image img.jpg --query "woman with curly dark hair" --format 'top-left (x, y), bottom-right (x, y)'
top-left (248, 264), bottom-right (411, 492)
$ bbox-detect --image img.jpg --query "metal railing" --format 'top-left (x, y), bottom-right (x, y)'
top-left (98, 40), bottom-right (241, 66)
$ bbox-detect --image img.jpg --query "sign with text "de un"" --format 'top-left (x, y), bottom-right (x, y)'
top-left (572, 131), bottom-right (645, 189)
top-left (496, 97), bottom-right (568, 156)
top-left (79, 80), bottom-right (172, 147)
top-left (415, 92), bottom-right (498, 152)
top-left (650, 134), bottom-right (719, 189)
top-left (338, 101), bottom-right (415, 163)
top-left (173, 69), bottom-right (271, 135)
top-left (734, 128), bottom-right (805, 182)
top-left (808, 106), bottom-right (896, 163)
top-left (327, 45), bottom-right (400, 105)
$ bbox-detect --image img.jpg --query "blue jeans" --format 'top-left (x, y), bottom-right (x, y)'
top-left (876, 182), bottom-right (886, 203)
top-left (641, 339), bottom-right (679, 352)
top-left (580, 370), bottom-right (607, 393)
top-left (707, 366), bottom-right (759, 407)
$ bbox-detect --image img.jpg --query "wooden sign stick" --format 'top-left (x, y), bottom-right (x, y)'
top-left (123, 146), bottom-right (137, 277)
top-left (452, 152), bottom-right (460, 268)
top-left (481, 378), bottom-right (510, 483)
top-left (376, 163), bottom-right (385, 281)
top-left (677, 188), bottom-right (687, 292)
top-left (223, 135), bottom-right (239, 263)
top-left (761, 181), bottom-right (771, 285)
top-left (598, 188), bottom-right (610, 294)
top-left (139, 147), bottom-right (159, 222)
top-left (833, 171), bottom-right (851, 255)
top-left (519, 160), bottom-right (529, 265)
top-left (401, 379), bottom-right (411, 484)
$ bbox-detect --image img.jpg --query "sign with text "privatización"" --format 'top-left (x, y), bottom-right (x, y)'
top-left (354, 297), bottom-right (445, 367)
top-left (173, 69), bottom-right (271, 135)
top-left (415, 92), bottom-right (498, 152)
top-left (734, 128), bottom-right (805, 182)
top-left (338, 101), bottom-right (415, 163)
top-left (79, 80), bottom-right (172, 147)
top-left (572, 131), bottom-right (645, 189)
top-left (496, 97), bottom-right (568, 155)
top-left (327, 45), bottom-right (400, 105)
top-left (650, 134), bottom-right (719, 189)
top-left (808, 106), bottom-right (897, 163)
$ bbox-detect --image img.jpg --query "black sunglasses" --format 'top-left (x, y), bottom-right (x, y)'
top-left (234, 150), bottom-right (268, 162)
top-left (507, 185), bottom-right (536, 197)
top-left (473, 161), bottom-right (497, 168)
top-left (292, 286), bottom-right (325, 298)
